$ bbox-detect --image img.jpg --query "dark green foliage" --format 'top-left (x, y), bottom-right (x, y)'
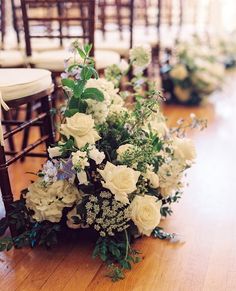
top-left (152, 227), bottom-right (175, 240)
top-left (0, 199), bottom-right (61, 252)
top-left (92, 231), bottom-right (142, 281)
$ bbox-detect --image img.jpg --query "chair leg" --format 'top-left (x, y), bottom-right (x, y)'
top-left (41, 95), bottom-right (55, 148)
top-left (21, 103), bottom-right (33, 162)
top-left (2, 109), bottom-right (15, 152)
top-left (0, 146), bottom-right (17, 237)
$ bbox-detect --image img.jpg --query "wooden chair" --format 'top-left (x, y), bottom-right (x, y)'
top-left (0, 68), bottom-right (55, 236)
top-left (20, 0), bottom-right (120, 73)
top-left (0, 0), bottom-right (5, 49)
top-left (96, 0), bottom-right (134, 57)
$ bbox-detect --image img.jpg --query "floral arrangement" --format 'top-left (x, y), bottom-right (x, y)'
top-left (0, 42), bottom-right (206, 281)
top-left (161, 41), bottom-right (225, 105)
top-left (216, 36), bottom-right (236, 69)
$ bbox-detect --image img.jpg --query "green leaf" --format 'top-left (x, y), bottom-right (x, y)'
top-left (68, 96), bottom-right (79, 109)
top-left (0, 217), bottom-right (8, 236)
top-left (81, 67), bottom-right (94, 81)
top-left (81, 88), bottom-right (104, 102)
top-left (84, 44), bottom-right (92, 54)
top-left (73, 81), bottom-right (86, 98)
top-left (64, 109), bottom-right (80, 117)
top-left (78, 100), bottom-right (88, 113)
top-left (77, 47), bottom-right (86, 59)
top-left (61, 78), bottom-right (75, 89)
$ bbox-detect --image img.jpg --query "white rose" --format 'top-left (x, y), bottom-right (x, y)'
top-left (60, 113), bottom-right (100, 148)
top-left (173, 137), bottom-right (196, 163)
top-left (98, 162), bottom-right (140, 204)
top-left (88, 146), bottom-right (105, 165)
top-left (129, 195), bottom-right (162, 236)
top-left (48, 146), bottom-right (61, 159)
top-left (117, 144), bottom-right (135, 159)
top-left (144, 170), bottom-right (159, 188)
top-left (170, 64), bottom-right (188, 80)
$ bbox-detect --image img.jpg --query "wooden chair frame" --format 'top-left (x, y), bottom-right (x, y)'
top-left (20, 0), bottom-right (96, 58)
top-left (0, 86), bottom-right (55, 237)
top-left (97, 0), bottom-right (134, 49)
top-left (0, 0), bottom-right (6, 49)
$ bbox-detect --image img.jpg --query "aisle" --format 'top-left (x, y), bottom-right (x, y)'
top-left (0, 73), bottom-right (236, 291)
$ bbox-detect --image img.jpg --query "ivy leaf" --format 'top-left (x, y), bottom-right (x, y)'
top-left (61, 78), bottom-right (75, 89)
top-left (81, 88), bottom-right (104, 102)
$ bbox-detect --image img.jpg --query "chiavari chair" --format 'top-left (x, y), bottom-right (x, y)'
top-left (96, 0), bottom-right (134, 57)
top-left (0, 68), bottom-right (55, 236)
top-left (21, 0), bottom-right (120, 73)
top-left (0, 0), bottom-right (5, 49)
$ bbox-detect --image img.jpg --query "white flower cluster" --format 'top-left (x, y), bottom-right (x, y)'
top-left (84, 191), bottom-right (131, 237)
top-left (85, 78), bottom-right (125, 124)
top-left (129, 45), bottom-right (151, 68)
top-left (25, 179), bottom-right (81, 223)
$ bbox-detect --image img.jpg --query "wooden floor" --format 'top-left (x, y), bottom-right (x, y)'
top-left (1, 72), bottom-right (236, 291)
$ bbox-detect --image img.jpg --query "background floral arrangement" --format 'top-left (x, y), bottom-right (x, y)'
top-left (0, 42), bottom-right (206, 281)
top-left (161, 41), bottom-right (225, 105)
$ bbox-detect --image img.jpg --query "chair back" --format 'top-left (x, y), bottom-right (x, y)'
top-left (20, 0), bottom-right (95, 56)
top-left (97, 0), bottom-right (134, 48)
top-left (0, 0), bottom-right (5, 48)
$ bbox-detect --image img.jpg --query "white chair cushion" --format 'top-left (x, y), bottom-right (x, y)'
top-left (96, 41), bottom-right (130, 57)
top-left (19, 39), bottom-right (64, 52)
top-left (29, 49), bottom-right (120, 71)
top-left (0, 69), bottom-right (52, 101)
top-left (95, 50), bottom-right (120, 70)
top-left (0, 50), bottom-right (26, 67)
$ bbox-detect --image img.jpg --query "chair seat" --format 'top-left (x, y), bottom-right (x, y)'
top-left (28, 49), bottom-right (120, 71)
top-left (0, 69), bottom-right (52, 101)
top-left (0, 50), bottom-right (26, 68)
top-left (96, 41), bottom-right (130, 57)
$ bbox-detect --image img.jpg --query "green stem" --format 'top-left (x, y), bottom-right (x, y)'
top-left (124, 229), bottom-right (130, 260)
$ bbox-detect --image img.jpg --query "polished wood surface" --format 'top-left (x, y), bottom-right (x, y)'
top-left (1, 72), bottom-right (236, 290)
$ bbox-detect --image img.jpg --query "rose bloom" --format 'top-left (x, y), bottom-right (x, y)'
top-left (25, 179), bottom-right (81, 223)
top-left (170, 64), bottom-right (188, 81)
top-left (116, 144), bottom-right (135, 160)
top-left (129, 195), bottom-right (162, 236)
top-left (173, 137), bottom-right (196, 163)
top-left (98, 162), bottom-right (140, 204)
top-left (60, 113), bottom-right (100, 148)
